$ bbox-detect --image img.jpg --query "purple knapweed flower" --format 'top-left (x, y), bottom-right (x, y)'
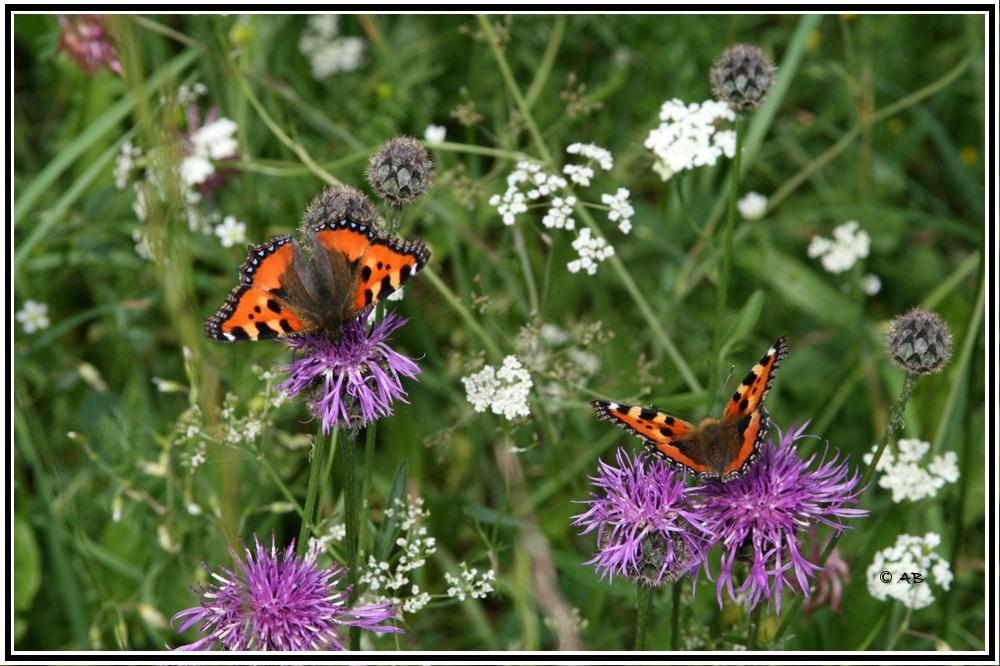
top-left (278, 310), bottom-right (420, 434)
top-left (58, 15), bottom-right (123, 76)
top-left (802, 525), bottom-right (850, 616)
top-left (573, 448), bottom-right (713, 586)
top-left (172, 534), bottom-right (402, 651)
top-left (698, 422), bottom-right (867, 613)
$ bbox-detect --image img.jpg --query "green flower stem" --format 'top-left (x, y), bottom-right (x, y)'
top-left (747, 604), bottom-right (763, 650)
top-left (297, 426), bottom-right (335, 555)
top-left (512, 224), bottom-right (541, 316)
top-left (423, 266), bottom-right (504, 361)
top-left (707, 120), bottom-right (743, 410)
top-left (258, 455), bottom-right (305, 520)
top-left (670, 582), bottom-right (681, 650)
top-left (427, 140), bottom-right (533, 162)
top-left (635, 582), bottom-right (653, 650)
top-left (574, 204), bottom-right (703, 393)
top-left (478, 14), bottom-right (700, 392)
top-left (232, 65), bottom-right (343, 188)
top-left (343, 430), bottom-right (361, 651)
top-left (771, 371), bottom-right (919, 643)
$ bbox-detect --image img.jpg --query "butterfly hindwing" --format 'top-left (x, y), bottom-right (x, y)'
top-left (590, 400), bottom-right (710, 474)
top-left (353, 235), bottom-right (431, 310)
top-left (720, 406), bottom-right (768, 479)
top-left (722, 336), bottom-right (788, 421)
top-left (205, 285), bottom-right (313, 342)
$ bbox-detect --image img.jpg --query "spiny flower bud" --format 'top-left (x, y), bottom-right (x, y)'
top-left (300, 185), bottom-right (381, 236)
top-left (886, 307), bottom-right (953, 375)
top-left (710, 44), bottom-right (776, 113)
top-left (366, 136), bottom-right (434, 206)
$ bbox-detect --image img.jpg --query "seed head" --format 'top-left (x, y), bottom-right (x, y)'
top-left (886, 307), bottom-right (953, 375)
top-left (367, 136), bottom-right (434, 206)
top-left (710, 44), bottom-right (776, 113)
top-left (300, 185), bottom-right (381, 235)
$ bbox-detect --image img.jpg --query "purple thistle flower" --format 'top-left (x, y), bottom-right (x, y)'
top-left (698, 422), bottom-right (867, 613)
top-left (278, 310), bottom-right (420, 434)
top-left (172, 534), bottom-right (402, 651)
top-left (573, 448), bottom-right (713, 586)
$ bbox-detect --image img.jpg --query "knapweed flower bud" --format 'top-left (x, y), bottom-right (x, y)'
top-left (710, 44), bottom-right (776, 113)
top-left (300, 185), bottom-right (381, 235)
top-left (886, 307), bottom-right (953, 375)
top-left (367, 136), bottom-right (434, 205)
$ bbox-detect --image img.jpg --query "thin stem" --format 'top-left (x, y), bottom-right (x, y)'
top-left (670, 583), bottom-right (681, 651)
top-left (885, 604), bottom-right (913, 650)
top-left (772, 372), bottom-right (919, 642)
top-left (747, 604), bottom-right (763, 650)
top-left (297, 426), bottom-right (333, 555)
top-left (343, 431), bottom-right (360, 651)
top-left (258, 455), bottom-right (305, 520)
top-left (232, 65), bottom-right (343, 188)
top-left (524, 15), bottom-right (566, 108)
top-left (634, 582), bottom-right (653, 650)
top-left (422, 266), bottom-right (504, 360)
top-left (512, 225), bottom-right (540, 316)
top-left (427, 140), bottom-right (533, 161)
top-left (708, 120), bottom-right (743, 410)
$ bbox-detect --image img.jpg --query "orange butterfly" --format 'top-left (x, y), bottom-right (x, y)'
top-left (205, 219), bottom-right (429, 342)
top-left (592, 337), bottom-right (788, 481)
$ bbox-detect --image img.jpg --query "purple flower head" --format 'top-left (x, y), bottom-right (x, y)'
top-left (172, 534), bottom-right (402, 651)
top-left (698, 422), bottom-right (867, 613)
top-left (58, 15), bottom-right (123, 77)
top-left (573, 448), bottom-right (713, 587)
top-left (278, 310), bottom-right (420, 434)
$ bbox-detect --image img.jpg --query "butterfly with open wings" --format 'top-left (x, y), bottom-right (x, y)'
top-left (592, 337), bottom-right (788, 481)
top-left (205, 218), bottom-right (430, 342)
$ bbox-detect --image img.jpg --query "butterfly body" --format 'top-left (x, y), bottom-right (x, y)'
top-left (206, 219), bottom-right (429, 342)
top-left (592, 337), bottom-right (788, 481)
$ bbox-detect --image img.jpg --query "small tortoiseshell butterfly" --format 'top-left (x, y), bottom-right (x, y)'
top-left (591, 337), bottom-right (788, 481)
top-left (205, 219), bottom-right (430, 342)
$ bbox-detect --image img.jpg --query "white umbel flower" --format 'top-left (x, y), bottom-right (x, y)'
top-left (181, 117), bottom-right (239, 186)
top-left (866, 532), bottom-right (953, 609)
top-left (808, 221), bottom-right (871, 274)
top-left (862, 438), bottom-right (960, 503)
top-left (541, 195), bottom-right (576, 230)
top-left (445, 563), bottom-right (497, 602)
top-left (214, 215), bottom-right (247, 248)
top-left (16, 300), bottom-right (50, 333)
top-left (601, 187), bottom-right (635, 234)
top-left (423, 124), bottom-right (447, 145)
top-left (644, 98), bottom-right (736, 180)
top-left (462, 355), bottom-right (533, 420)
top-left (567, 228), bottom-right (614, 275)
top-left (566, 142), bottom-right (614, 170)
top-left (299, 15), bottom-right (365, 79)
top-left (737, 191), bottom-right (768, 220)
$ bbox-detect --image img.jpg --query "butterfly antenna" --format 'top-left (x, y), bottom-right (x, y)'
top-left (713, 363), bottom-right (736, 413)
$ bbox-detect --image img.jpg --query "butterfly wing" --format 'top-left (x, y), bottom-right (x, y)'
top-left (717, 336), bottom-right (789, 479)
top-left (205, 235), bottom-right (319, 342)
top-left (591, 400), bottom-right (711, 474)
top-left (310, 219), bottom-right (431, 313)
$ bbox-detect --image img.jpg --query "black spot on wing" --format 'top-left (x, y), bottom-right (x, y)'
top-left (230, 327), bottom-right (250, 341)
top-left (361, 265), bottom-right (372, 282)
top-left (639, 408), bottom-right (657, 421)
top-left (266, 299), bottom-right (282, 314)
top-left (380, 274), bottom-right (395, 298)
top-left (741, 370), bottom-right (757, 387)
top-left (364, 289), bottom-right (374, 305)
top-left (279, 319), bottom-right (295, 334)
top-left (739, 398), bottom-right (749, 412)
top-left (255, 322), bottom-right (277, 338)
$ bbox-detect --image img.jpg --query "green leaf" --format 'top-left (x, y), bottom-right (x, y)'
top-left (14, 514), bottom-right (41, 640)
top-left (373, 460), bottom-right (409, 562)
top-left (719, 289), bottom-right (765, 359)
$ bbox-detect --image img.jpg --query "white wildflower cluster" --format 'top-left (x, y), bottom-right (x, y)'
top-left (644, 98), bottom-right (736, 180)
top-left (16, 300), bottom-right (50, 333)
top-left (807, 220), bottom-right (871, 273)
top-left (424, 124), bottom-right (446, 145)
top-left (360, 496), bottom-right (438, 615)
top-left (307, 520), bottom-right (346, 554)
top-left (737, 191), bottom-right (768, 220)
top-left (115, 83), bottom-right (243, 258)
top-left (114, 141), bottom-right (143, 189)
top-left (601, 187), bottom-right (635, 234)
top-left (568, 227), bottom-right (614, 275)
top-left (214, 215), bottom-right (247, 248)
top-left (863, 438), bottom-right (960, 503)
top-left (299, 15), bottom-right (365, 79)
top-left (444, 563), bottom-right (496, 601)
top-left (867, 532), bottom-right (953, 609)
top-left (488, 143), bottom-right (633, 276)
top-left (219, 392), bottom-right (269, 447)
top-left (461, 355), bottom-right (533, 420)
top-left (513, 321), bottom-right (604, 406)
top-left (181, 117), bottom-right (239, 187)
